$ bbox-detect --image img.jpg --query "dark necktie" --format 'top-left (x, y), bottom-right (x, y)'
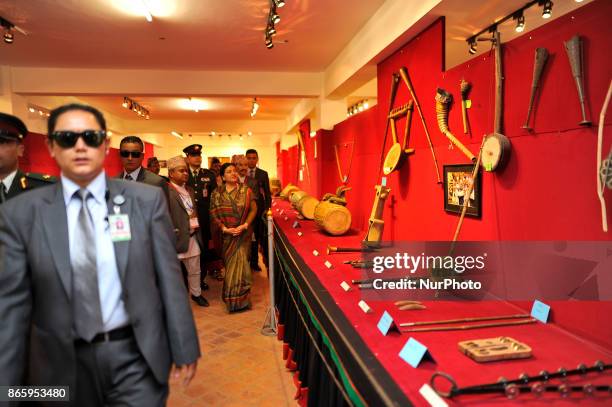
top-left (124, 173), bottom-right (133, 181)
top-left (0, 183), bottom-right (6, 203)
top-left (71, 189), bottom-right (104, 341)
top-left (249, 169), bottom-right (255, 178)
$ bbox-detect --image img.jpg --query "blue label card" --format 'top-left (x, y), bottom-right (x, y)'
top-left (377, 311), bottom-right (397, 336)
top-left (399, 337), bottom-right (430, 368)
top-left (531, 300), bottom-right (551, 323)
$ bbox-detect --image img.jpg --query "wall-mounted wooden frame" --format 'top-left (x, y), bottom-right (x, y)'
top-left (443, 164), bottom-right (482, 218)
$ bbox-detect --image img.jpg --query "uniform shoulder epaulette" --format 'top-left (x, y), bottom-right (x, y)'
top-left (25, 172), bottom-right (57, 183)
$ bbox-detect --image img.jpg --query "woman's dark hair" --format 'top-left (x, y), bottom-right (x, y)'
top-left (220, 162), bottom-right (236, 177)
top-left (48, 103), bottom-right (107, 134)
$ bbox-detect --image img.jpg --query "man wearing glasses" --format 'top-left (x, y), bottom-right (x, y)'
top-left (0, 112), bottom-right (55, 203)
top-left (0, 104), bottom-right (200, 405)
top-left (118, 135), bottom-right (168, 199)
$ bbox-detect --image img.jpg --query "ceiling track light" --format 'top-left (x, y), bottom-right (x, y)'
top-left (139, 0), bottom-right (153, 22)
top-left (171, 131), bottom-right (183, 139)
top-left (1, 16), bottom-right (17, 44)
top-left (121, 96), bottom-right (150, 119)
top-left (250, 98), bottom-right (260, 117)
top-left (264, 0), bottom-right (285, 49)
top-left (465, 0), bottom-right (559, 55)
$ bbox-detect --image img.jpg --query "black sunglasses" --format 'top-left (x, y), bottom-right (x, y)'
top-left (50, 130), bottom-right (107, 148)
top-left (120, 150), bottom-right (143, 158)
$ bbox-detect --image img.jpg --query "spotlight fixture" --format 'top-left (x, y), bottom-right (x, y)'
top-left (271, 10), bottom-right (281, 24)
top-left (265, 36), bottom-right (274, 49)
top-left (250, 98), bottom-right (259, 117)
top-left (27, 104), bottom-right (51, 118)
top-left (239, 134), bottom-right (243, 140)
top-left (1, 16), bottom-right (17, 44)
top-left (139, 0), bottom-right (153, 22)
top-left (541, 1), bottom-right (553, 19)
top-left (171, 131), bottom-right (183, 139)
top-left (274, 0), bottom-right (285, 7)
top-left (346, 99), bottom-right (371, 117)
top-left (4, 28), bottom-right (13, 44)
top-left (467, 38), bottom-right (477, 54)
top-left (121, 96), bottom-right (150, 119)
top-left (514, 13), bottom-right (525, 33)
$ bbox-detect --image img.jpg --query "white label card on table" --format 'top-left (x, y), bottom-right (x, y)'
top-left (284, 216), bottom-right (289, 221)
top-left (419, 384), bottom-right (448, 407)
top-left (358, 300), bottom-right (372, 313)
top-left (324, 260), bottom-right (333, 269)
top-left (297, 232), bottom-right (303, 237)
top-left (292, 221), bottom-right (300, 228)
top-left (340, 281), bottom-right (351, 291)
top-left (280, 209), bottom-right (284, 215)
top-left (312, 250), bottom-right (319, 256)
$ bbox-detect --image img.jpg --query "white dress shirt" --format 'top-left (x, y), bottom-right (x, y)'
top-left (122, 166), bottom-right (142, 181)
top-left (62, 171), bottom-right (130, 332)
top-left (0, 169), bottom-right (18, 192)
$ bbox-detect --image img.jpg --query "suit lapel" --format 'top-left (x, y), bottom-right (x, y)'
top-left (136, 167), bottom-right (146, 182)
top-left (41, 183), bottom-right (73, 299)
top-left (106, 178), bottom-right (131, 281)
top-left (6, 170), bottom-right (24, 199)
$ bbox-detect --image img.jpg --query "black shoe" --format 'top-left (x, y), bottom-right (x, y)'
top-left (191, 295), bottom-right (210, 307)
top-left (201, 281), bottom-right (209, 291)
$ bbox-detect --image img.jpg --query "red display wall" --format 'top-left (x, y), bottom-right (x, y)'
top-left (281, 0), bottom-right (612, 349)
top-left (20, 132), bottom-right (155, 178)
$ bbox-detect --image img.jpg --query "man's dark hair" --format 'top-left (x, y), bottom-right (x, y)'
top-left (48, 103), bottom-right (107, 135)
top-left (220, 162), bottom-right (236, 177)
top-left (211, 157), bottom-right (221, 164)
top-left (245, 149), bottom-right (258, 156)
top-left (120, 136), bottom-right (144, 151)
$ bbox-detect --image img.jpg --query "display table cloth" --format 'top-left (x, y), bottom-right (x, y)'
top-left (272, 199), bottom-right (611, 406)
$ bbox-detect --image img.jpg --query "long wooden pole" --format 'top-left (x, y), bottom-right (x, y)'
top-left (399, 67), bottom-right (442, 183)
top-left (597, 80), bottom-right (612, 232)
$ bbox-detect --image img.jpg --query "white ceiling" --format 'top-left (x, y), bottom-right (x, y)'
top-left (0, 0), bottom-right (386, 70)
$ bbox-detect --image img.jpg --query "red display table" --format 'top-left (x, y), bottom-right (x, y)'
top-left (272, 199), bottom-right (612, 406)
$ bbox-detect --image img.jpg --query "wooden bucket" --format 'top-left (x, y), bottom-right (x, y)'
top-left (296, 195), bottom-right (319, 219)
top-left (314, 201), bottom-right (352, 235)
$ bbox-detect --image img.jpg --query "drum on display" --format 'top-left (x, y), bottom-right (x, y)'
top-left (314, 201), bottom-right (352, 236)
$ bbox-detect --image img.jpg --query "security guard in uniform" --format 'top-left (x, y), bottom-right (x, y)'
top-left (0, 112), bottom-right (55, 203)
top-left (184, 144), bottom-right (217, 289)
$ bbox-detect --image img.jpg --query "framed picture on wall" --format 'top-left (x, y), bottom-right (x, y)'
top-left (443, 164), bottom-right (482, 218)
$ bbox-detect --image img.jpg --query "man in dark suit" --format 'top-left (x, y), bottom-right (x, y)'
top-left (117, 135), bottom-right (169, 199)
top-left (147, 156), bottom-right (169, 181)
top-left (0, 104), bottom-right (200, 405)
top-left (0, 112), bottom-right (55, 203)
top-left (184, 144), bottom-right (217, 287)
top-left (246, 148), bottom-right (271, 270)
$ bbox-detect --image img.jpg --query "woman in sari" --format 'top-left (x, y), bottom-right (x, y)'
top-left (210, 163), bottom-right (257, 312)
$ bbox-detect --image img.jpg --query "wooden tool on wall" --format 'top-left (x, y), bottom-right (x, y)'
top-left (564, 35), bottom-right (591, 126)
top-left (383, 102), bottom-right (415, 175)
top-left (399, 67), bottom-right (442, 183)
top-left (435, 88), bottom-right (476, 162)
top-left (363, 184), bottom-right (391, 247)
top-left (522, 47), bottom-right (549, 131)
top-left (460, 79), bottom-right (472, 135)
top-left (482, 30), bottom-right (512, 172)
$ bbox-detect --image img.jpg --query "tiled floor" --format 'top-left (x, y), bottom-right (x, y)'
top-left (167, 260), bottom-right (297, 406)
